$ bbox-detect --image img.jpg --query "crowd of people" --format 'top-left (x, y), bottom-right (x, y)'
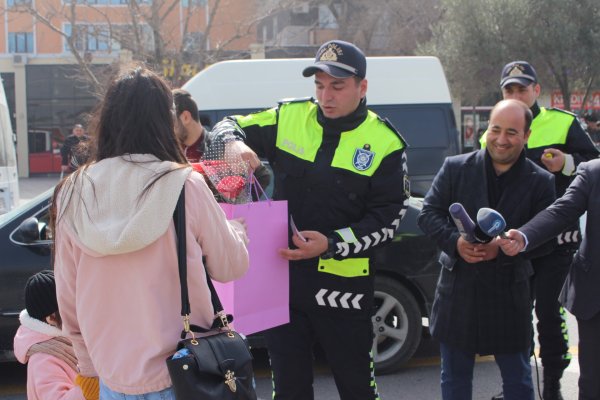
top-left (13, 40), bottom-right (600, 400)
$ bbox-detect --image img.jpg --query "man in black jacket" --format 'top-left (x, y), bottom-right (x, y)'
top-left (419, 99), bottom-right (556, 400)
top-left (480, 62), bottom-right (599, 400)
top-left (500, 158), bottom-right (600, 400)
top-left (60, 124), bottom-right (89, 173)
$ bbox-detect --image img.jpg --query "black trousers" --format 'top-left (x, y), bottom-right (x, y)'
top-left (577, 311), bottom-right (600, 400)
top-left (264, 307), bottom-right (379, 400)
top-left (531, 248), bottom-right (573, 373)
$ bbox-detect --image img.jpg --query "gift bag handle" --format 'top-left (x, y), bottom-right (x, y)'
top-left (248, 171), bottom-right (270, 203)
top-left (173, 186), bottom-right (232, 338)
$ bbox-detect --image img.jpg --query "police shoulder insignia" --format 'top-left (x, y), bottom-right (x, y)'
top-left (546, 107), bottom-right (576, 117)
top-left (379, 116), bottom-right (408, 147)
top-left (353, 145), bottom-right (375, 171)
top-left (278, 96), bottom-right (314, 105)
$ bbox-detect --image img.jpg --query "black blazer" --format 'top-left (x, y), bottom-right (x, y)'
top-left (418, 149), bottom-right (556, 354)
top-left (521, 159), bottom-right (600, 320)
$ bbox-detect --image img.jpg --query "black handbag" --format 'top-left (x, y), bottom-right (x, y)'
top-left (166, 187), bottom-right (257, 400)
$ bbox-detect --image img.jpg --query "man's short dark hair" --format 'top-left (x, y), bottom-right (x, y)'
top-left (173, 89), bottom-right (199, 123)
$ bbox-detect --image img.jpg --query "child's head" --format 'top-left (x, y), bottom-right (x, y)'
top-left (25, 270), bottom-right (61, 327)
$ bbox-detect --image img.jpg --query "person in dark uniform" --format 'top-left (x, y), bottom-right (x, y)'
top-left (419, 99), bottom-right (556, 400)
top-left (582, 112), bottom-right (600, 147)
top-left (480, 61), bottom-right (599, 400)
top-left (60, 124), bottom-right (89, 173)
top-left (209, 40), bottom-right (409, 400)
top-left (500, 158), bottom-right (600, 400)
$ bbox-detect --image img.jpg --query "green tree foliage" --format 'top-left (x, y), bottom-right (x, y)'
top-left (420, 0), bottom-right (600, 110)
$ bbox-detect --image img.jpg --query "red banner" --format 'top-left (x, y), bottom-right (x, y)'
top-left (551, 91), bottom-right (600, 111)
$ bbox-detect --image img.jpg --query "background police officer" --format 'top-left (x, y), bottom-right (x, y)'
top-left (211, 40), bottom-right (409, 400)
top-left (482, 61), bottom-right (599, 400)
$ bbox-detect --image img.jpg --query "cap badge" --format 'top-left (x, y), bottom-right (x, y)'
top-left (508, 65), bottom-right (524, 76)
top-left (353, 147), bottom-right (375, 171)
top-left (319, 43), bottom-right (343, 62)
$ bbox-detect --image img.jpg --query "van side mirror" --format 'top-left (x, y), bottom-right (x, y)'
top-left (10, 217), bottom-right (52, 256)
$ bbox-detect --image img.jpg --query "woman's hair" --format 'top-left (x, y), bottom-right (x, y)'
top-left (49, 65), bottom-right (188, 252)
top-left (92, 65), bottom-right (186, 164)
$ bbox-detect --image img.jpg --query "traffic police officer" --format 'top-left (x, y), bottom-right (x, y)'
top-left (481, 61), bottom-right (599, 400)
top-left (210, 40), bottom-right (409, 400)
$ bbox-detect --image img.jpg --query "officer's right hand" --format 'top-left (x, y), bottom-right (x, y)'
top-left (225, 140), bottom-right (261, 171)
top-left (279, 231), bottom-right (328, 261)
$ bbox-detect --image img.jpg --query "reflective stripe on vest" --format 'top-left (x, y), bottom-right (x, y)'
top-left (479, 107), bottom-right (572, 149)
top-left (318, 257), bottom-right (369, 277)
top-left (276, 101), bottom-right (405, 176)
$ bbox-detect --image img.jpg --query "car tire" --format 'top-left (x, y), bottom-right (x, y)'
top-left (372, 275), bottom-right (422, 375)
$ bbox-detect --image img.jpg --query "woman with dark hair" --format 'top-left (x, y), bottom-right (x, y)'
top-left (52, 66), bottom-right (249, 399)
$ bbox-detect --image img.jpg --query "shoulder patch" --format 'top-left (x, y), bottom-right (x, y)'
top-left (246, 106), bottom-right (276, 116)
top-left (379, 116), bottom-right (409, 148)
top-left (546, 107), bottom-right (576, 117)
top-left (277, 97), bottom-right (314, 105)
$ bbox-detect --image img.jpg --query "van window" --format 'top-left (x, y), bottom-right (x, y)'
top-left (370, 104), bottom-right (458, 197)
top-left (371, 104), bottom-right (451, 148)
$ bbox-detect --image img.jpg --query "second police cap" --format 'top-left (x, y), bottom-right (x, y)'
top-left (500, 61), bottom-right (538, 88)
top-left (302, 40), bottom-right (366, 79)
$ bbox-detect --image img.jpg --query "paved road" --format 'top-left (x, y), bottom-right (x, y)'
top-left (0, 333), bottom-right (581, 400)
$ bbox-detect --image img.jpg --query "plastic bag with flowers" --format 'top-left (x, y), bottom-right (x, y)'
top-left (190, 140), bottom-right (253, 204)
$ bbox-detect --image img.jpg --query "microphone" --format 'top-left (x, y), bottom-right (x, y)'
top-left (475, 208), bottom-right (508, 243)
top-left (448, 203), bottom-right (477, 243)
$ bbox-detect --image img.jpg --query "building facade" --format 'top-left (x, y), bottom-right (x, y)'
top-left (0, 0), bottom-right (259, 176)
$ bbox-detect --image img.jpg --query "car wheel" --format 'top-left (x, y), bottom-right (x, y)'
top-left (372, 275), bottom-right (422, 375)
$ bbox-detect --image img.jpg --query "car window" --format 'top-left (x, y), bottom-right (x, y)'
top-left (0, 187), bottom-right (53, 226)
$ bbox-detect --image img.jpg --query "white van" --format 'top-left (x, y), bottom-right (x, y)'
top-left (0, 79), bottom-right (18, 214)
top-left (183, 56), bottom-right (459, 196)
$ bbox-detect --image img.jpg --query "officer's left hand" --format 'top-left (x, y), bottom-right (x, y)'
top-left (279, 231), bottom-right (328, 261)
top-left (541, 148), bottom-right (565, 172)
top-left (225, 140), bottom-right (261, 171)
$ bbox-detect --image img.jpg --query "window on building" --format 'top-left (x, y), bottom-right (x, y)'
top-left (7, 0), bottom-right (32, 7)
top-left (112, 24), bottom-right (154, 53)
top-left (64, 24), bottom-right (113, 52)
top-left (63, 23), bottom-right (154, 54)
top-left (182, 0), bottom-right (206, 7)
top-left (318, 4), bottom-right (339, 29)
top-left (8, 32), bottom-right (34, 53)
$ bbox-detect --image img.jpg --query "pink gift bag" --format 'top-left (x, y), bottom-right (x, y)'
top-left (214, 186), bottom-right (289, 335)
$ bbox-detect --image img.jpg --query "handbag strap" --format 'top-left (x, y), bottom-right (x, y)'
top-left (173, 186), bottom-right (231, 337)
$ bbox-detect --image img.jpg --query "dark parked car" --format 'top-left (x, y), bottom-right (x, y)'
top-left (0, 189), bottom-right (440, 374)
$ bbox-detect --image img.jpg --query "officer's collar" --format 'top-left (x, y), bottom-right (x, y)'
top-left (531, 102), bottom-right (541, 118)
top-left (317, 97), bottom-right (368, 131)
